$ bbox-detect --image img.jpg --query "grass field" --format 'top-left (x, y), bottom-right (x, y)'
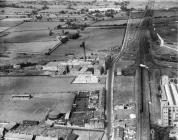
top-left (155, 22), bottom-right (178, 43)
top-left (0, 21), bottom-right (125, 64)
top-left (8, 22), bottom-right (62, 32)
top-left (0, 29), bottom-right (56, 43)
top-left (0, 76), bottom-right (103, 122)
top-left (1, 41), bottom-right (59, 57)
top-left (48, 27), bottom-right (125, 61)
top-left (0, 20), bottom-right (23, 27)
top-left (0, 92), bottom-right (75, 122)
top-left (92, 19), bottom-right (127, 26)
top-left (0, 22), bottom-right (61, 64)
top-left (0, 76), bottom-right (104, 94)
top-left (128, 1), bottom-right (178, 10)
top-left (0, 7), bottom-right (33, 15)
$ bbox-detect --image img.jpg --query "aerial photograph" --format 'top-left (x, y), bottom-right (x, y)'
top-left (0, 0), bottom-right (177, 140)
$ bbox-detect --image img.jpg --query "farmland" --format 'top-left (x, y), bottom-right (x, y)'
top-left (0, 76), bottom-right (104, 94)
top-left (48, 27), bottom-right (125, 61)
top-left (0, 20), bottom-right (125, 64)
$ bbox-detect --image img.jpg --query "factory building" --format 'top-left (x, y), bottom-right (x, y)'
top-left (160, 75), bottom-right (178, 127)
top-left (88, 7), bottom-right (121, 12)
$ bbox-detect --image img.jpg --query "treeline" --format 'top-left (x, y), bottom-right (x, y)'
top-left (0, 4), bottom-right (25, 8)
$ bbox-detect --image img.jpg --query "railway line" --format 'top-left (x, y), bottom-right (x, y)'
top-left (105, 1), bottom-right (156, 140)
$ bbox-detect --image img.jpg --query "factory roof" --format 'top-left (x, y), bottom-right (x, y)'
top-left (89, 7), bottom-right (121, 11)
top-left (162, 83), bottom-right (178, 106)
top-left (66, 133), bottom-right (78, 140)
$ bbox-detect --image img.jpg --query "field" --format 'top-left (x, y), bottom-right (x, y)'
top-left (48, 27), bottom-right (125, 61)
top-left (154, 10), bottom-right (178, 17)
top-left (2, 41), bottom-right (58, 55)
top-left (0, 92), bottom-right (75, 122)
top-left (0, 7), bottom-right (33, 15)
top-left (0, 27), bottom-right (10, 32)
top-left (0, 76), bottom-right (104, 122)
top-left (8, 22), bottom-right (62, 32)
top-left (0, 22), bottom-right (63, 64)
top-left (0, 20), bottom-right (23, 28)
top-left (0, 19), bottom-right (125, 63)
top-left (128, 1), bottom-right (178, 10)
top-left (113, 76), bottom-right (135, 105)
top-left (155, 22), bottom-right (178, 43)
top-left (0, 76), bottom-right (104, 94)
top-left (92, 19), bottom-right (127, 26)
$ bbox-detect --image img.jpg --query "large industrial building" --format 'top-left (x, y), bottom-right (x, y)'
top-left (160, 75), bottom-right (178, 127)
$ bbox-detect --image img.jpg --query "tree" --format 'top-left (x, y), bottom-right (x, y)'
top-left (42, 4), bottom-right (49, 10)
top-left (120, 1), bottom-right (130, 11)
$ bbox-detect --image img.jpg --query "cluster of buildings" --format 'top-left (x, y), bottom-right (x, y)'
top-left (41, 59), bottom-right (104, 83)
top-left (160, 75), bottom-right (178, 127)
top-left (70, 90), bottom-right (105, 128)
top-left (0, 120), bottom-right (78, 140)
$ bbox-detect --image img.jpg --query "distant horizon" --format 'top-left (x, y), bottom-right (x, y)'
top-left (0, 0), bottom-right (178, 2)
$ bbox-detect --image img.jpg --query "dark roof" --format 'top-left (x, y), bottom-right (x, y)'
top-left (66, 133), bottom-right (78, 140)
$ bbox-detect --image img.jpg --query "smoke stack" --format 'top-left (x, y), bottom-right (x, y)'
top-left (80, 41), bottom-right (86, 61)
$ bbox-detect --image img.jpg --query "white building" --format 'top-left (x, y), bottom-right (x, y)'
top-left (89, 7), bottom-right (121, 12)
top-left (73, 74), bottom-right (99, 84)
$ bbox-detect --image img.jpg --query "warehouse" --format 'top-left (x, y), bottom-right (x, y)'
top-left (42, 60), bottom-right (92, 72)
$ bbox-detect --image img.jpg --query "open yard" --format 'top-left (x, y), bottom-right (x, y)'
top-left (113, 76), bottom-right (135, 105)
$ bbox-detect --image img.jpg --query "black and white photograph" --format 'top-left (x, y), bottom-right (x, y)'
top-left (0, 0), bottom-right (178, 139)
